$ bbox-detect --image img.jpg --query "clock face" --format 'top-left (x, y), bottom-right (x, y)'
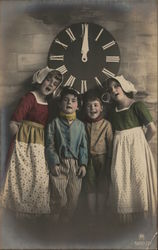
top-left (48, 22), bottom-right (120, 93)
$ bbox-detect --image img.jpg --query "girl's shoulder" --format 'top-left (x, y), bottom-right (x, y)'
top-left (116, 101), bottom-right (147, 112)
top-left (22, 91), bottom-right (36, 101)
top-left (132, 101), bottom-right (148, 110)
top-left (17, 92), bottom-right (36, 106)
top-left (132, 101), bottom-right (153, 124)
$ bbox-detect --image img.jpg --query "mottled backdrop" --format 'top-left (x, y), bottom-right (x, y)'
top-left (0, 0), bottom-right (157, 249)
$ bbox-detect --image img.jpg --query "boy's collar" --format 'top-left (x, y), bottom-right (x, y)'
top-left (86, 113), bottom-right (103, 123)
top-left (60, 111), bottom-right (76, 121)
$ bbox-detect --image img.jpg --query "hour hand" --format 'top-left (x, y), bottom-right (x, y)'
top-left (81, 24), bottom-right (89, 62)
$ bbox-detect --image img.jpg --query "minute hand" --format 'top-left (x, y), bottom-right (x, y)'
top-left (81, 24), bottom-right (89, 62)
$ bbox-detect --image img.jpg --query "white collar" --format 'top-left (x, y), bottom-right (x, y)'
top-left (115, 101), bottom-right (135, 112)
top-left (31, 91), bottom-right (48, 105)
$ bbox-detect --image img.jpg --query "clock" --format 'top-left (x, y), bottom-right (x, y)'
top-left (48, 22), bottom-right (120, 93)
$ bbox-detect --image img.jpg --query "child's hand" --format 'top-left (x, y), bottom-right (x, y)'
top-left (9, 121), bottom-right (20, 137)
top-left (51, 165), bottom-right (60, 176)
top-left (145, 122), bottom-right (156, 141)
top-left (77, 165), bottom-right (86, 178)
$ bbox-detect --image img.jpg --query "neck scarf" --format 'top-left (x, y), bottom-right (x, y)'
top-left (60, 111), bottom-right (76, 121)
top-left (86, 113), bottom-right (103, 123)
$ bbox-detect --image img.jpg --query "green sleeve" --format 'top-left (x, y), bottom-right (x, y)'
top-left (134, 101), bottom-right (153, 126)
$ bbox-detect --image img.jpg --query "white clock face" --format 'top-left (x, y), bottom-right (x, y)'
top-left (48, 22), bottom-right (121, 93)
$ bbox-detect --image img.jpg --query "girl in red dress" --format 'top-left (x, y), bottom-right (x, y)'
top-left (0, 66), bottom-right (62, 216)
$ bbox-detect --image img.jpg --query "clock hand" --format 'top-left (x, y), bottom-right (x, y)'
top-left (81, 24), bottom-right (89, 62)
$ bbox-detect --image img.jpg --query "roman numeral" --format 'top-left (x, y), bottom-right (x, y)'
top-left (56, 65), bottom-right (68, 74)
top-left (94, 77), bottom-right (103, 88)
top-left (49, 55), bottom-right (64, 61)
top-left (55, 39), bottom-right (68, 49)
top-left (81, 80), bottom-right (87, 94)
top-left (82, 23), bottom-right (89, 35)
top-left (95, 28), bottom-right (104, 41)
top-left (64, 75), bottom-right (76, 87)
top-left (102, 68), bottom-right (115, 77)
top-left (102, 40), bottom-right (116, 50)
top-left (66, 28), bottom-right (76, 42)
top-left (106, 56), bottom-right (120, 62)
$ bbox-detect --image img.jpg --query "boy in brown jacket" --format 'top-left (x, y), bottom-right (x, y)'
top-left (84, 90), bottom-right (113, 223)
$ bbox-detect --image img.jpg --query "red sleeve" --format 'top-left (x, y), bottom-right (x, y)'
top-left (11, 92), bottom-right (35, 122)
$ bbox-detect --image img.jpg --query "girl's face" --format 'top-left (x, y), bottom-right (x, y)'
top-left (39, 75), bottom-right (61, 96)
top-left (61, 94), bottom-right (78, 114)
top-left (108, 80), bottom-right (125, 102)
top-left (86, 99), bottom-right (103, 119)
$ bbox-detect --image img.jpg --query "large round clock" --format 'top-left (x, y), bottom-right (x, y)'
top-left (48, 22), bottom-right (120, 93)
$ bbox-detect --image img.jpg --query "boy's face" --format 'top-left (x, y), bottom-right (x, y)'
top-left (61, 94), bottom-right (78, 114)
top-left (86, 99), bottom-right (103, 119)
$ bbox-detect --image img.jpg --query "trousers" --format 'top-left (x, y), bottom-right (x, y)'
top-left (50, 158), bottom-right (82, 218)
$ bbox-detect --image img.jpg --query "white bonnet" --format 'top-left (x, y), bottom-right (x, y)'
top-left (109, 75), bottom-right (137, 94)
top-left (32, 66), bottom-right (63, 84)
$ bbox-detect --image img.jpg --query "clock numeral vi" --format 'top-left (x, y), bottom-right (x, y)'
top-left (81, 80), bottom-right (87, 94)
top-left (49, 55), bottom-right (64, 61)
top-left (64, 75), bottom-right (76, 87)
top-left (102, 40), bottom-right (116, 50)
top-left (55, 39), bottom-right (68, 49)
top-left (66, 28), bottom-right (76, 42)
top-left (56, 65), bottom-right (68, 75)
top-left (102, 68), bottom-right (115, 77)
top-left (94, 77), bottom-right (103, 88)
top-left (106, 56), bottom-right (120, 62)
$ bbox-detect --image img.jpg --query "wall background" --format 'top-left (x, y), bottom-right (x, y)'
top-left (0, 0), bottom-right (157, 248)
top-left (0, 0), bottom-right (157, 168)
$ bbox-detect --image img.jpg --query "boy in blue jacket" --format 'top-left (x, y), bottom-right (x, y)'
top-left (45, 87), bottom-right (88, 223)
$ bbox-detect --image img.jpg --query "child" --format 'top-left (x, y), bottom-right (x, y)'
top-left (45, 87), bottom-right (88, 223)
top-left (83, 90), bottom-right (113, 222)
top-left (106, 75), bottom-right (157, 227)
top-left (0, 66), bottom-right (63, 216)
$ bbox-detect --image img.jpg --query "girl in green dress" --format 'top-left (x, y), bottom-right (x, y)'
top-left (106, 75), bottom-right (157, 229)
